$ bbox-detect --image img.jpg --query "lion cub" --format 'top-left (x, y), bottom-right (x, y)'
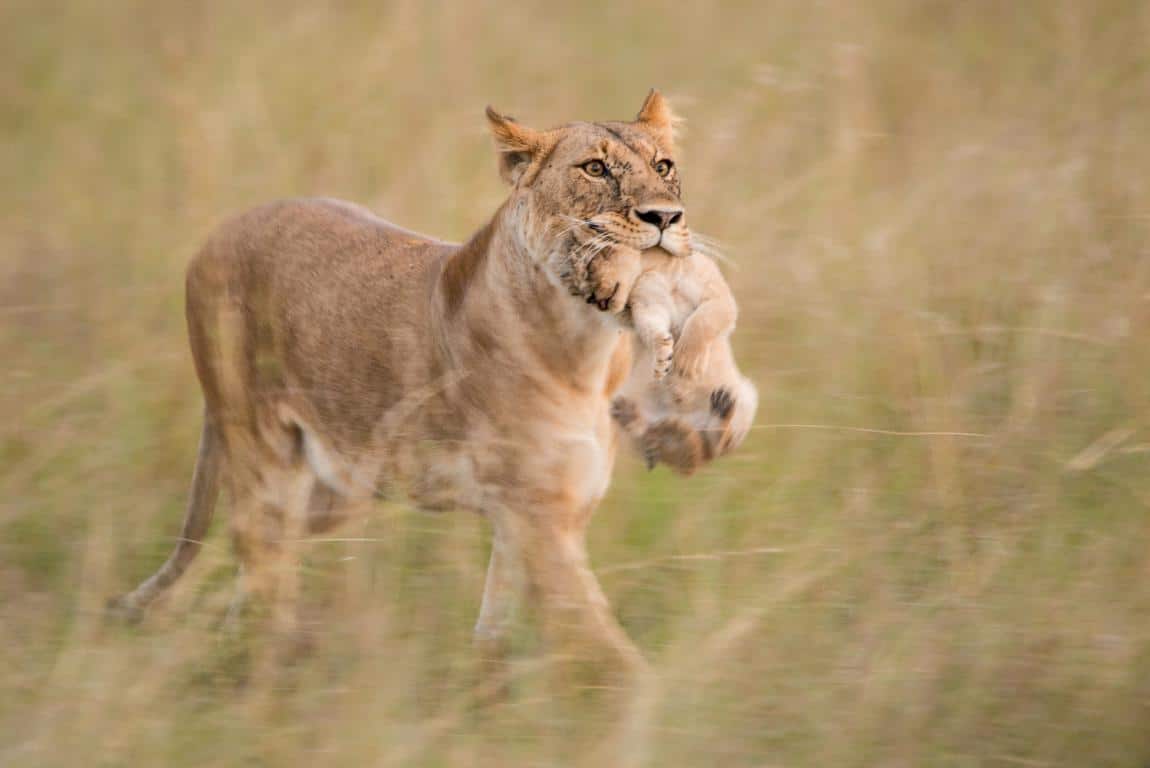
top-left (606, 244), bottom-right (758, 475)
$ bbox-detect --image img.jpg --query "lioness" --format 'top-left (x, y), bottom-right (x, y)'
top-left (112, 91), bottom-right (699, 684)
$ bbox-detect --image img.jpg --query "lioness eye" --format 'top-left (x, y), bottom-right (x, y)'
top-left (654, 159), bottom-right (673, 177)
top-left (582, 160), bottom-right (607, 178)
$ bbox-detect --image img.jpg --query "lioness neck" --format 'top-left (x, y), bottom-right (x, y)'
top-left (433, 203), bottom-right (622, 400)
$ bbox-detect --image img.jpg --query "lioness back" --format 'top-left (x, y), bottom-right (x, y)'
top-left (187, 198), bottom-right (455, 452)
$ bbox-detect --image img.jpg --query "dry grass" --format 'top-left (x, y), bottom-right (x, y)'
top-left (3, 0), bottom-right (1150, 765)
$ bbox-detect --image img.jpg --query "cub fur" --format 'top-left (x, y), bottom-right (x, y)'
top-left (603, 243), bottom-right (758, 475)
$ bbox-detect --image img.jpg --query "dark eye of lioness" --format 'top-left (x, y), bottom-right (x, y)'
top-left (580, 159), bottom-right (608, 178)
top-left (654, 159), bottom-right (673, 177)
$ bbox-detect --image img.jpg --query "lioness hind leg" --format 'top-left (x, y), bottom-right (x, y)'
top-left (227, 465), bottom-right (315, 639)
top-left (304, 481), bottom-right (355, 535)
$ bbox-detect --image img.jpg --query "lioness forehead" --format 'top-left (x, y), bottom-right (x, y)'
top-left (597, 121), bottom-right (663, 156)
top-left (553, 121), bottom-right (663, 161)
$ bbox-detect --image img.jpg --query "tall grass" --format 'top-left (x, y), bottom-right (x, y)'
top-left (3, 0), bottom-right (1149, 765)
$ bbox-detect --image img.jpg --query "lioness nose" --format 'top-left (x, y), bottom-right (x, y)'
top-left (634, 205), bottom-right (684, 231)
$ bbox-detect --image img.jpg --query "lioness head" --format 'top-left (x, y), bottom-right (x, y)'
top-left (486, 90), bottom-right (691, 260)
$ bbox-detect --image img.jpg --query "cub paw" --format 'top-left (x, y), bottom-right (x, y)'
top-left (710, 388), bottom-right (736, 420)
top-left (610, 396), bottom-right (640, 428)
top-left (641, 440), bottom-right (659, 471)
top-left (641, 419), bottom-right (705, 476)
top-left (586, 245), bottom-right (641, 314)
top-left (652, 333), bottom-right (674, 379)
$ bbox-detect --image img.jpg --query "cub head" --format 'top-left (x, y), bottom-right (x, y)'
top-left (485, 90), bottom-right (691, 260)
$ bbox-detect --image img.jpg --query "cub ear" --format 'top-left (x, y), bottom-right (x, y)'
top-left (485, 106), bottom-right (545, 186)
top-left (634, 88), bottom-right (680, 150)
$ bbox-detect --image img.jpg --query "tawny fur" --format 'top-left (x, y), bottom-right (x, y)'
top-left (111, 92), bottom-right (735, 694)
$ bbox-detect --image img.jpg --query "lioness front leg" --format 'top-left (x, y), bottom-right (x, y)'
top-left (513, 516), bottom-right (650, 682)
top-left (494, 510), bottom-right (654, 764)
top-left (473, 523), bottom-right (525, 701)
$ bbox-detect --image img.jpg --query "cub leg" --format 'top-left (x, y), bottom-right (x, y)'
top-left (610, 395), bottom-right (648, 440)
top-left (627, 274), bottom-right (675, 379)
top-left (610, 395), bottom-right (660, 469)
top-left (671, 254), bottom-right (738, 380)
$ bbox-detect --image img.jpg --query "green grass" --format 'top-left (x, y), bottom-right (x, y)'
top-left (3, 0), bottom-right (1150, 765)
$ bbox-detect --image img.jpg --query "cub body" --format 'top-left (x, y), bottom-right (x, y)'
top-left (611, 246), bottom-right (758, 474)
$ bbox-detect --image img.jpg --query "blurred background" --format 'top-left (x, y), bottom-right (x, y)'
top-left (3, 0), bottom-right (1149, 765)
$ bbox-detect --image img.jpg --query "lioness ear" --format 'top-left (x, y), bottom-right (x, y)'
top-left (635, 88), bottom-right (680, 150)
top-left (485, 106), bottom-right (545, 186)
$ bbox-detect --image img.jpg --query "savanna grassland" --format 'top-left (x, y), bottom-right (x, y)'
top-left (2, 1), bottom-right (1149, 765)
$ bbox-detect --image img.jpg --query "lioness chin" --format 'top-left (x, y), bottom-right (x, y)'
top-left (112, 91), bottom-right (705, 692)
